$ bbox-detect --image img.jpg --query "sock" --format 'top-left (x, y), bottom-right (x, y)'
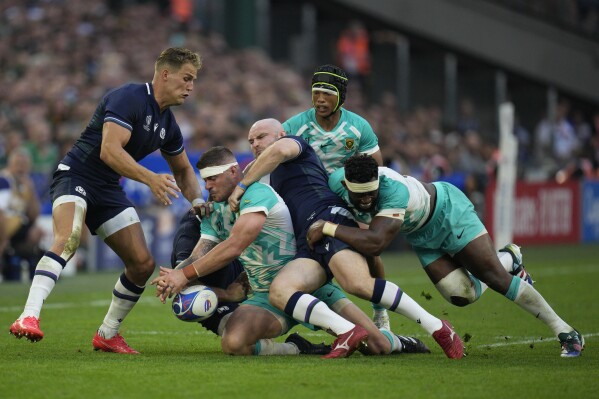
top-left (22, 251), bottom-right (66, 318)
top-left (466, 271), bottom-right (488, 299)
top-left (378, 328), bottom-right (400, 354)
top-left (507, 276), bottom-right (572, 336)
top-left (98, 273), bottom-right (144, 339)
top-left (254, 339), bottom-right (300, 355)
top-left (372, 279), bottom-right (442, 334)
top-left (284, 291), bottom-right (354, 335)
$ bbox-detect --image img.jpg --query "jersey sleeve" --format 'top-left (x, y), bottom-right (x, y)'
top-left (103, 87), bottom-right (142, 131)
top-left (375, 178), bottom-right (408, 220)
top-left (240, 183), bottom-right (277, 216)
top-left (357, 118), bottom-right (380, 155)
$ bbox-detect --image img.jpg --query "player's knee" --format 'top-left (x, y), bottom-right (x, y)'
top-left (124, 253), bottom-right (155, 280)
top-left (221, 332), bottom-right (251, 356)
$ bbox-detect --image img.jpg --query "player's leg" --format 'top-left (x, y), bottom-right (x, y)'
top-left (367, 255), bottom-right (390, 330)
top-left (359, 219), bottom-right (390, 329)
top-left (328, 248), bottom-right (463, 358)
top-left (332, 297), bottom-right (429, 355)
top-left (10, 195), bottom-right (87, 342)
top-left (220, 304), bottom-right (288, 356)
top-left (457, 234), bottom-right (584, 357)
top-left (92, 208), bottom-right (153, 354)
top-left (269, 258), bottom-right (368, 358)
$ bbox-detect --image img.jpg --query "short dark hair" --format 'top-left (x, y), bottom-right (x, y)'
top-left (196, 146), bottom-right (236, 169)
top-left (344, 154), bottom-right (378, 183)
top-left (155, 47), bottom-right (202, 72)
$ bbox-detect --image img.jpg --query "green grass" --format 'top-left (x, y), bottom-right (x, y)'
top-left (1, 244), bottom-right (597, 399)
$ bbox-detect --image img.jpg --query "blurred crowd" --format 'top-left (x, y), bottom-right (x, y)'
top-left (1, 0), bottom-right (598, 278)
top-left (491, 0), bottom-right (599, 40)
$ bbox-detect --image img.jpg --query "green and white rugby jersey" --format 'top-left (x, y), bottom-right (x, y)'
top-left (283, 108), bottom-right (379, 174)
top-left (200, 182), bottom-right (296, 293)
top-left (329, 167), bottom-right (431, 233)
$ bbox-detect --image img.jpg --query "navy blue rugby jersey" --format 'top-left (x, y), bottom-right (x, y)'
top-left (61, 83), bottom-right (184, 183)
top-left (269, 136), bottom-right (346, 236)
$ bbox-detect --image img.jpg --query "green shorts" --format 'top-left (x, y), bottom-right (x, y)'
top-left (407, 182), bottom-right (486, 267)
top-left (242, 281), bottom-right (347, 334)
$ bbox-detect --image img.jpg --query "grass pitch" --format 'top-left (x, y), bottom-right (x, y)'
top-left (0, 244), bottom-right (597, 399)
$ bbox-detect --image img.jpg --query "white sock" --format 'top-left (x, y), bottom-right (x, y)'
top-left (290, 293), bottom-right (354, 335)
top-left (379, 328), bottom-right (400, 354)
top-left (376, 280), bottom-right (442, 334)
top-left (513, 281), bottom-right (572, 336)
top-left (98, 273), bottom-right (144, 339)
top-left (255, 339), bottom-right (300, 355)
top-left (22, 253), bottom-right (65, 318)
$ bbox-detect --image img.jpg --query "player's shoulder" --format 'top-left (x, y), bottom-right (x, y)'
top-left (329, 167), bottom-right (345, 182)
top-left (283, 109), bottom-right (314, 130)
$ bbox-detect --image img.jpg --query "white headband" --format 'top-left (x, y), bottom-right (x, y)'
top-left (199, 162), bottom-right (238, 179)
top-left (312, 87), bottom-right (338, 96)
top-left (344, 178), bottom-right (379, 193)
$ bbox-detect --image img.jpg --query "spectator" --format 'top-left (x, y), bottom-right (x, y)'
top-left (336, 20), bottom-right (371, 91)
top-left (0, 148), bottom-right (43, 281)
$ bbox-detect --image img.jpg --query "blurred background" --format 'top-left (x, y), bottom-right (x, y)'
top-left (1, 0), bottom-right (598, 280)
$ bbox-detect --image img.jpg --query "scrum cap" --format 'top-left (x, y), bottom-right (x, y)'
top-left (311, 64), bottom-right (348, 113)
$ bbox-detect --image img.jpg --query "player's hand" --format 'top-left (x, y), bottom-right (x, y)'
top-left (228, 185), bottom-right (245, 212)
top-left (226, 271), bottom-right (251, 302)
top-left (148, 173), bottom-right (181, 206)
top-left (151, 267), bottom-right (188, 303)
top-left (191, 201), bottom-right (214, 218)
top-left (306, 219), bottom-right (326, 250)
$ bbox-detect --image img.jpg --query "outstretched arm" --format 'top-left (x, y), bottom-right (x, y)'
top-left (307, 216), bottom-right (403, 256)
top-left (152, 211), bottom-right (266, 302)
top-left (163, 149), bottom-right (204, 205)
top-left (229, 138), bottom-right (300, 212)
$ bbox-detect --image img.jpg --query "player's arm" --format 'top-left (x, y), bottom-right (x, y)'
top-left (229, 138), bottom-right (300, 211)
top-left (183, 211), bottom-right (266, 279)
top-left (100, 121), bottom-right (180, 205)
top-left (152, 211), bottom-right (267, 302)
top-left (369, 150), bottom-right (384, 166)
top-left (163, 149), bottom-right (205, 206)
top-left (308, 215), bottom-right (402, 256)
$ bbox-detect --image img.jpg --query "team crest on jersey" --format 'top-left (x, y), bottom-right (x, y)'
top-left (344, 138), bottom-right (355, 150)
top-left (160, 128), bottom-right (166, 139)
top-left (154, 123), bottom-right (159, 132)
top-left (143, 115), bottom-right (152, 131)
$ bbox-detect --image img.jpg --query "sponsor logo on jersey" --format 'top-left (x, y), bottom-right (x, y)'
top-left (75, 186), bottom-right (87, 196)
top-left (344, 138), bottom-right (355, 150)
top-left (159, 128), bottom-right (166, 139)
top-left (154, 123), bottom-right (159, 132)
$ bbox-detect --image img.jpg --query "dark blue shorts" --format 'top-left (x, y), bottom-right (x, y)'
top-left (295, 206), bottom-right (359, 280)
top-left (50, 170), bottom-right (133, 235)
top-left (170, 210), bottom-right (245, 335)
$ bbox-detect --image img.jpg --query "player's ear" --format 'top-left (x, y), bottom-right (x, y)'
top-left (278, 130), bottom-right (287, 138)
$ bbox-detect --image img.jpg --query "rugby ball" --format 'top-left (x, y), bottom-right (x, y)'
top-left (172, 285), bottom-right (218, 322)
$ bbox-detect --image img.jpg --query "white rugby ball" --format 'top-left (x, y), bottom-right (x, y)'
top-left (172, 285), bottom-right (218, 322)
